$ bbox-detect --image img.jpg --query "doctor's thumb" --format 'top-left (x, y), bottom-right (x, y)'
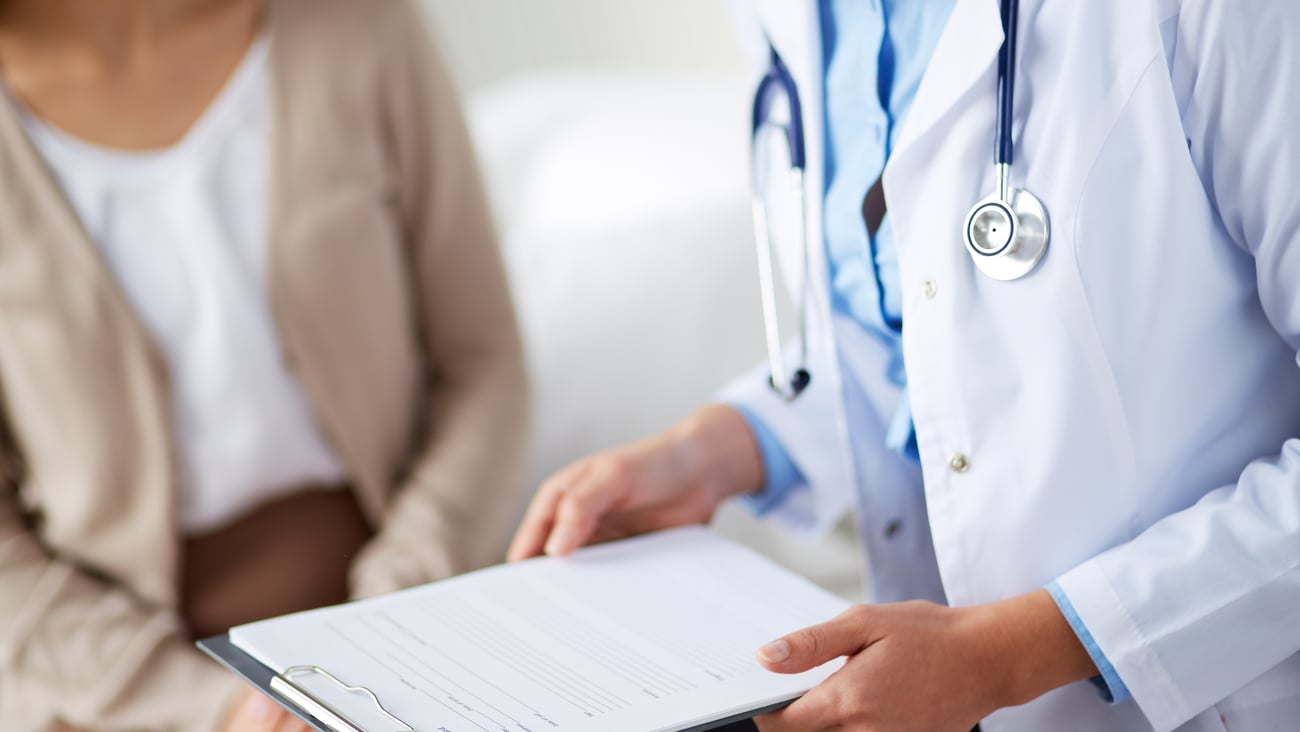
top-left (757, 607), bottom-right (873, 674)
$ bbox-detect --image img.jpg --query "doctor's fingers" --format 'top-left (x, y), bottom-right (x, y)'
top-left (544, 459), bottom-right (639, 556)
top-left (507, 461), bottom-right (591, 561)
top-left (756, 660), bottom-right (917, 732)
top-left (753, 686), bottom-right (855, 732)
top-left (758, 605), bottom-right (877, 674)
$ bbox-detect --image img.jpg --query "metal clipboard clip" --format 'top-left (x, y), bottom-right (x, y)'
top-left (270, 666), bottom-right (415, 732)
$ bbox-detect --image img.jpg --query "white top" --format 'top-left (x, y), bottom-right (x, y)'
top-left (19, 37), bottom-right (346, 535)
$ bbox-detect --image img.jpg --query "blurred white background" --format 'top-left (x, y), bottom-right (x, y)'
top-left (421, 0), bottom-right (745, 92)
top-left (418, 0), bottom-right (863, 599)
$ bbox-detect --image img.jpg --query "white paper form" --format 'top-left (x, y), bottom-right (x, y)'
top-left (230, 527), bottom-right (851, 732)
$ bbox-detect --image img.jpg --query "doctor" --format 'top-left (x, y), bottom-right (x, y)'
top-left (509, 0), bottom-right (1300, 730)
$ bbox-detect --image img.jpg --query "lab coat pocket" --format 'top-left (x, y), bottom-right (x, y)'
top-left (1185, 708), bottom-right (1232, 732)
top-left (1212, 654), bottom-right (1300, 732)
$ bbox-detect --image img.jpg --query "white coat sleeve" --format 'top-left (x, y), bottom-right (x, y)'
top-left (1053, 2), bottom-right (1300, 730)
top-left (719, 345), bottom-right (854, 537)
top-left (716, 0), bottom-right (854, 536)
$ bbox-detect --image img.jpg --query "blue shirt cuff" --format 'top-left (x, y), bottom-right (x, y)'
top-left (730, 405), bottom-right (805, 516)
top-left (1046, 581), bottom-right (1132, 704)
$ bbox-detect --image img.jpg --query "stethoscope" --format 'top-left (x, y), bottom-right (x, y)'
top-left (963, 0), bottom-right (1050, 281)
top-left (749, 0), bottom-right (1048, 401)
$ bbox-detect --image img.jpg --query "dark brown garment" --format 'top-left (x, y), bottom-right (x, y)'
top-left (180, 488), bottom-right (373, 640)
top-left (51, 489), bottom-right (374, 732)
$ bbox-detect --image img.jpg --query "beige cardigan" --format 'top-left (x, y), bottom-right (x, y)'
top-left (0, 0), bottom-right (529, 729)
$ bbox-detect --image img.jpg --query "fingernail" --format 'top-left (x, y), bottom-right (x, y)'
top-left (758, 639), bottom-right (790, 663)
top-left (545, 529), bottom-right (571, 556)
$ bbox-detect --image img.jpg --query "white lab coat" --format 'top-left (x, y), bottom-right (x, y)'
top-left (721, 1), bottom-right (1300, 731)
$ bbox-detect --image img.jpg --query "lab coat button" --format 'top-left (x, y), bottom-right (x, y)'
top-left (923, 280), bottom-right (937, 299)
top-left (949, 453), bottom-right (970, 474)
top-left (883, 519), bottom-right (902, 539)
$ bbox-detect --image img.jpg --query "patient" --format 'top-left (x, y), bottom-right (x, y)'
top-left (0, 0), bottom-right (527, 730)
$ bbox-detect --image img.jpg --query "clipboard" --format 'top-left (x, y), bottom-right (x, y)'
top-left (199, 633), bottom-right (782, 732)
top-left (199, 634), bottom-right (399, 732)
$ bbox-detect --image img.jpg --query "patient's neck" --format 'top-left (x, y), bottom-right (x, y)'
top-left (0, 0), bottom-right (247, 54)
top-left (0, 0), bottom-right (263, 150)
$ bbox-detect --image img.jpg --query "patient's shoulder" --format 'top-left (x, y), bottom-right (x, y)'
top-left (269, 0), bottom-right (429, 65)
top-left (268, 0), bottom-right (442, 109)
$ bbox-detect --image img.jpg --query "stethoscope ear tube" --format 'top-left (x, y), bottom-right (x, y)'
top-left (995, 0), bottom-right (1019, 170)
top-left (751, 43), bottom-right (812, 401)
top-left (752, 47), bottom-right (806, 173)
top-left (750, 175), bottom-right (813, 402)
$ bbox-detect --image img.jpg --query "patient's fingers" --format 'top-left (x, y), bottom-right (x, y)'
top-left (274, 714), bottom-right (314, 732)
top-left (221, 689), bottom-right (291, 732)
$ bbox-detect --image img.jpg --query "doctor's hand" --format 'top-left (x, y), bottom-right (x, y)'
top-left (753, 591), bottom-right (1099, 732)
top-left (507, 405), bottom-right (763, 560)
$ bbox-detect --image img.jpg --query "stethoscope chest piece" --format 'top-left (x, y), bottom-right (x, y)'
top-left (964, 186), bottom-right (1049, 281)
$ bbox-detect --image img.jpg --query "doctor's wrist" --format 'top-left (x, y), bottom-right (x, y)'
top-left (670, 405), bottom-right (765, 504)
top-left (973, 589), bottom-right (1100, 710)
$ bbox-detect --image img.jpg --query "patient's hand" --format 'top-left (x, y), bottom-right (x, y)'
top-left (507, 405), bottom-right (764, 560)
top-left (220, 688), bottom-right (314, 732)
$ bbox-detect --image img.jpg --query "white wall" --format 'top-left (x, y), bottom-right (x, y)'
top-left (420, 0), bottom-right (746, 92)
top-left (431, 2), bottom-right (865, 600)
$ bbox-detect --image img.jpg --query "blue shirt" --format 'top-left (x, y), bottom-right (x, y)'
top-left (732, 0), bottom-right (1131, 705)
top-left (822, 0), bottom-right (957, 460)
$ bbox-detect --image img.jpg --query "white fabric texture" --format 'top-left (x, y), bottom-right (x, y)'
top-left (19, 37), bottom-right (346, 535)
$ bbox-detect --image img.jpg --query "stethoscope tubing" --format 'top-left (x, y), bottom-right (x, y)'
top-left (750, 43), bottom-right (812, 400)
top-left (995, 0), bottom-right (1020, 168)
top-left (751, 47), bottom-right (806, 172)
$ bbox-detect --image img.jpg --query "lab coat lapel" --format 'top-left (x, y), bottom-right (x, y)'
top-left (892, 0), bottom-right (1004, 163)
